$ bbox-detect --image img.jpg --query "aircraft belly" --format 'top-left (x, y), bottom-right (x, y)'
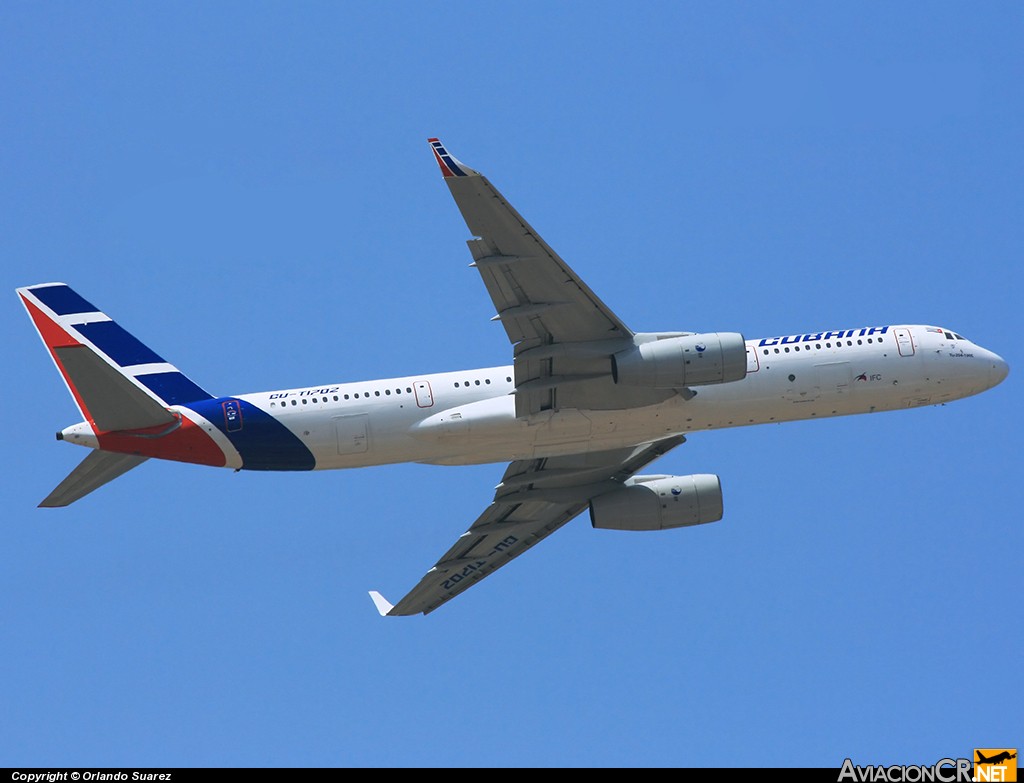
top-left (527, 409), bottom-right (592, 448)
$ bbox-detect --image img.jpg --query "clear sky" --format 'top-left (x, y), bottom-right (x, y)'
top-left (2, 2), bottom-right (1020, 769)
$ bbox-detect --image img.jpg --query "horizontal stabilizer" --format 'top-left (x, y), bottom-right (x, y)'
top-left (40, 450), bottom-right (149, 507)
top-left (52, 344), bottom-right (176, 431)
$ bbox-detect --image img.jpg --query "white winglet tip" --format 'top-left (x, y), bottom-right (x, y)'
top-left (368, 590), bottom-right (394, 616)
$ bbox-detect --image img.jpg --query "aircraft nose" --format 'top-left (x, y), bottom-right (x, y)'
top-left (989, 354), bottom-right (1009, 387)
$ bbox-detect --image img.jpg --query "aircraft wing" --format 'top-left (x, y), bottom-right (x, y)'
top-left (430, 139), bottom-right (672, 416)
top-left (369, 435), bottom-right (685, 616)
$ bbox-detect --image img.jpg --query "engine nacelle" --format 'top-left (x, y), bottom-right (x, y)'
top-left (589, 474), bottom-right (723, 532)
top-left (611, 332), bottom-right (747, 388)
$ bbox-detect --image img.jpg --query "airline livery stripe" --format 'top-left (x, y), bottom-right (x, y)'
top-left (184, 398), bottom-right (315, 470)
top-left (428, 139), bottom-right (467, 177)
top-left (74, 320), bottom-right (165, 367)
top-left (126, 362), bottom-right (178, 375)
top-left (31, 284), bottom-right (100, 316)
top-left (440, 154), bottom-right (466, 177)
top-left (137, 372), bottom-right (214, 404)
top-left (58, 312), bottom-right (111, 327)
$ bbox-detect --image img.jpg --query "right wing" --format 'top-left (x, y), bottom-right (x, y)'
top-left (429, 138), bottom-right (673, 416)
top-left (369, 435), bottom-right (686, 616)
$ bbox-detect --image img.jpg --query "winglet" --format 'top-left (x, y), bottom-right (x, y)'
top-left (427, 138), bottom-right (477, 178)
top-left (368, 590), bottom-right (395, 616)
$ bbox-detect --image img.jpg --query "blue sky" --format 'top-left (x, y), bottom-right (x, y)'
top-left (2, 2), bottom-right (1020, 768)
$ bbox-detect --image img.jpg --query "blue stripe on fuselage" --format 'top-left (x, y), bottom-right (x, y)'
top-left (185, 398), bottom-right (315, 471)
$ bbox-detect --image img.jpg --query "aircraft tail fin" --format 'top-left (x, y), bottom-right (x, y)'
top-left (40, 451), bottom-right (149, 508)
top-left (16, 283), bottom-right (214, 432)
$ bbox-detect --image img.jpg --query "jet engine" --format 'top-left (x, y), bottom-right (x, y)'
top-left (611, 332), bottom-right (747, 388)
top-left (589, 474), bottom-right (723, 531)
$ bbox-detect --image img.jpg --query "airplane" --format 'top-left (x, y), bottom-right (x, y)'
top-left (17, 138), bottom-right (1009, 617)
top-left (976, 751), bottom-right (1017, 765)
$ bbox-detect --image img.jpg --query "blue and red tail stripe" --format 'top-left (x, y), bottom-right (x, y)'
top-left (30, 283), bottom-right (101, 316)
top-left (184, 397), bottom-right (315, 471)
top-left (19, 283), bottom-right (214, 407)
top-left (19, 282), bottom-right (316, 472)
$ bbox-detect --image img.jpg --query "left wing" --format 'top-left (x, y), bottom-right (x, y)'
top-left (369, 435), bottom-right (685, 616)
top-left (429, 138), bottom-right (674, 416)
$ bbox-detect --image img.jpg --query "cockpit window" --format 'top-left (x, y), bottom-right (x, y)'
top-left (943, 331), bottom-right (954, 339)
top-left (954, 333), bottom-right (966, 340)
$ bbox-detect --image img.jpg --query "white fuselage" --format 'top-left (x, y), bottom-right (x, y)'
top-left (180, 324), bottom-right (1007, 472)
